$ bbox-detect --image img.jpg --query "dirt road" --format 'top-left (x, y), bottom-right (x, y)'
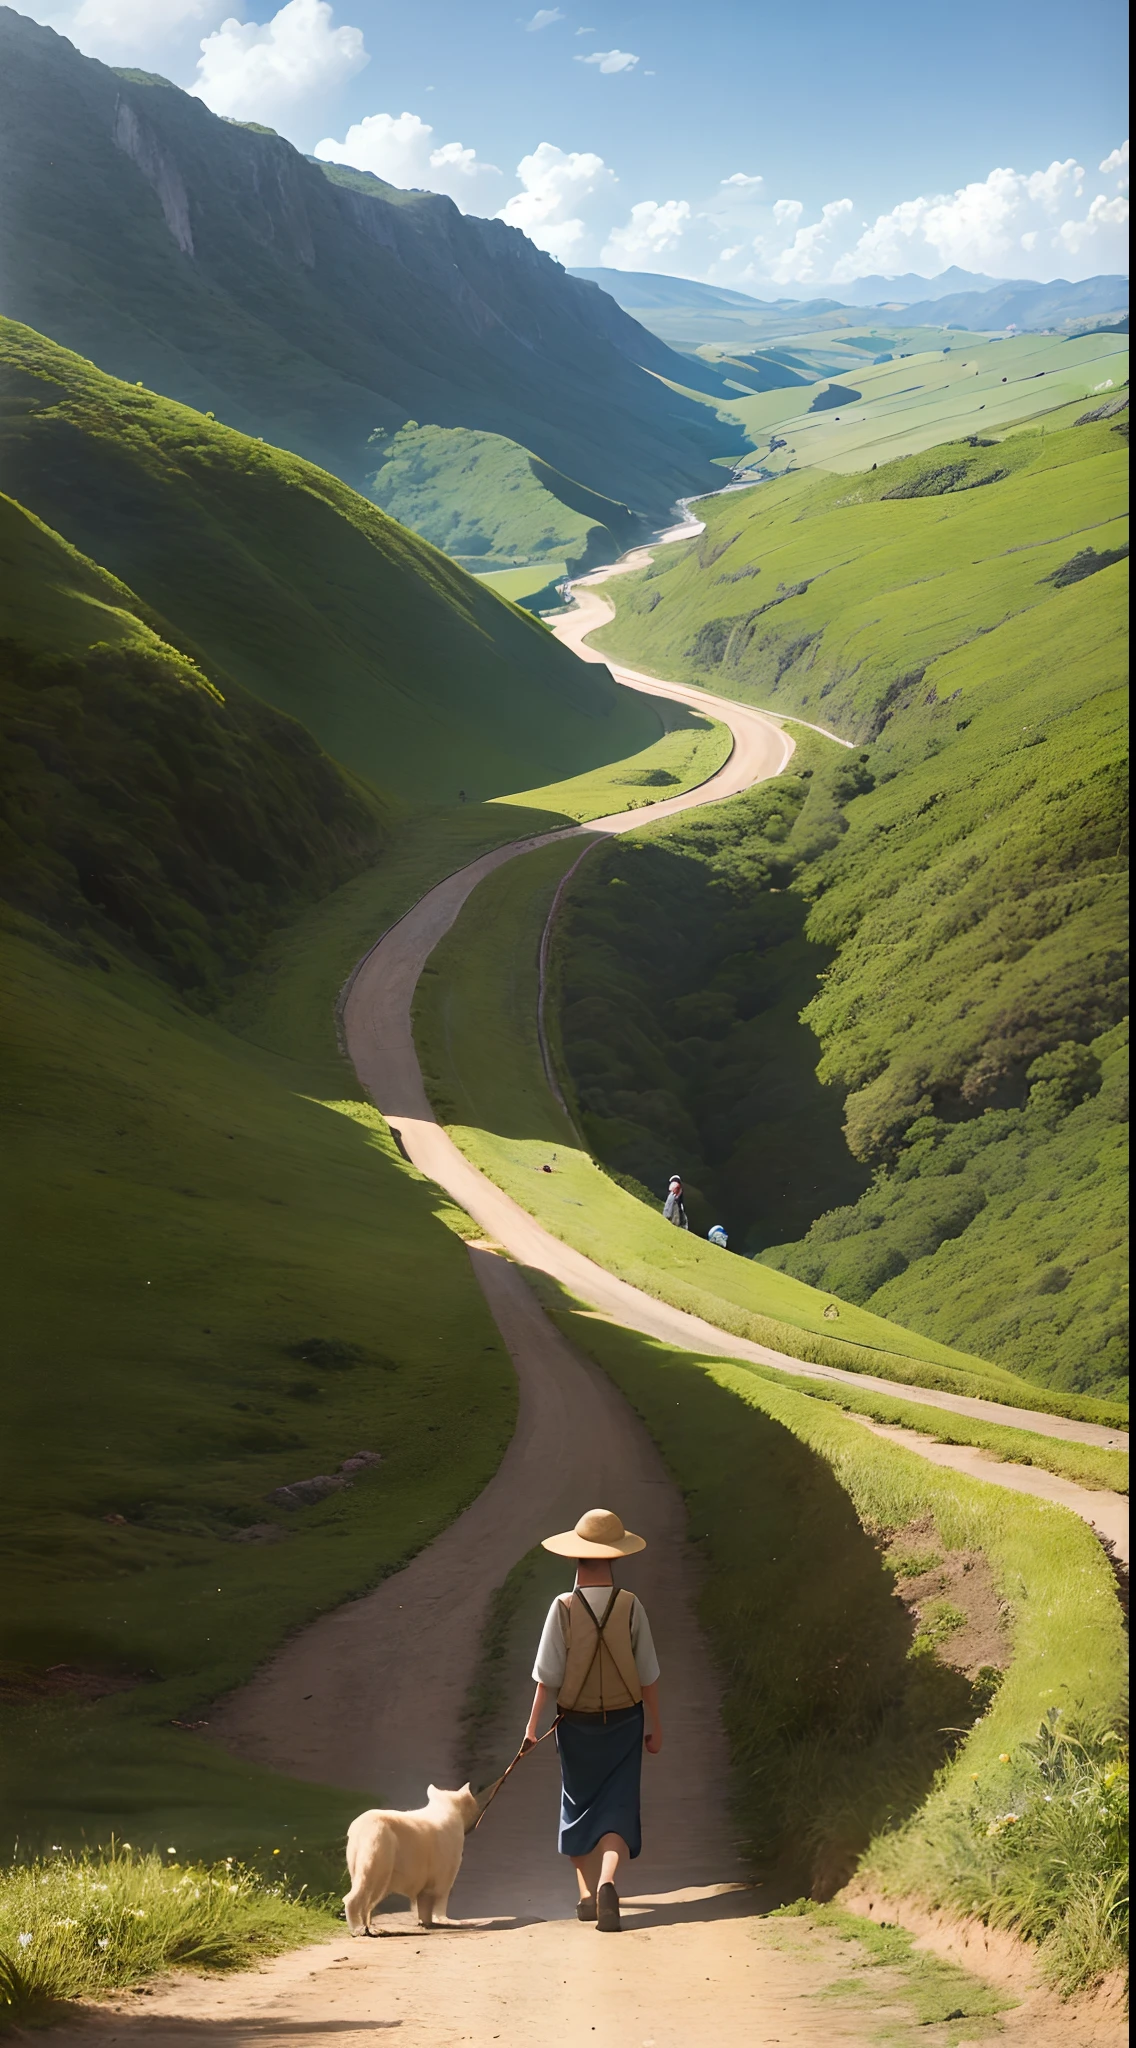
top-left (54, 1887), bottom-right (1100, 2048)
top-left (56, 557), bottom-right (1127, 2046)
top-left (335, 567), bottom-right (1126, 1497)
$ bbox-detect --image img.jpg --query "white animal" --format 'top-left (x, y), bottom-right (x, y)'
top-left (343, 1783), bottom-right (481, 1933)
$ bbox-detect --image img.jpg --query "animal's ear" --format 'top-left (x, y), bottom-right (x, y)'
top-left (461, 1782), bottom-right (472, 1795)
top-left (427, 1783), bottom-right (438, 1798)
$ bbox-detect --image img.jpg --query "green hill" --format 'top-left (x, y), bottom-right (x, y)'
top-left (0, 493), bottom-right (387, 996)
top-left (1, 323), bottom-right (640, 1849)
top-left (566, 415), bottom-right (1128, 1398)
top-left (0, 321), bottom-right (659, 802)
top-left (0, 8), bottom-right (738, 528)
top-left (366, 421), bottom-right (639, 577)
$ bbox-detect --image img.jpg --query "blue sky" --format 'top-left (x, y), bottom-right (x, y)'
top-left (33, 0), bottom-right (1131, 284)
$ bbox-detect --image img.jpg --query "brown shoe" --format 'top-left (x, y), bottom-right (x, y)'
top-left (576, 1895), bottom-right (597, 1922)
top-left (596, 1882), bottom-right (621, 1932)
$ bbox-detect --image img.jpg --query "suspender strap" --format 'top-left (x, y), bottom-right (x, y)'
top-left (563, 1587), bottom-right (621, 1716)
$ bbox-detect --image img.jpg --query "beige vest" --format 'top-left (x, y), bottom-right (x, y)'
top-left (556, 1588), bottom-right (642, 1713)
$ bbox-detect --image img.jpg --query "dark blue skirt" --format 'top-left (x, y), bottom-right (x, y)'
top-left (556, 1704), bottom-right (644, 1859)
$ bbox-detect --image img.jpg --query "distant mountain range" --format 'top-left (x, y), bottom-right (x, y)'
top-left (891, 275), bottom-right (1129, 329)
top-left (0, 7), bottom-right (738, 524)
top-left (571, 265), bottom-right (1128, 338)
top-left (834, 266), bottom-right (1007, 304)
top-left (572, 269), bottom-right (832, 314)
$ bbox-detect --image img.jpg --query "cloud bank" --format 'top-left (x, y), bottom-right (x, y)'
top-left (315, 109), bottom-right (499, 198)
top-left (191, 0), bottom-right (368, 124)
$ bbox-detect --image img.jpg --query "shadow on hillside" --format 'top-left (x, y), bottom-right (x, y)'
top-left (540, 1280), bottom-right (983, 1902)
top-left (427, 818), bottom-right (868, 1244)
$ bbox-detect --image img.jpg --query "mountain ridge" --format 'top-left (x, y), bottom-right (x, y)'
top-left (571, 264), bottom-right (1128, 337)
top-left (0, 7), bottom-right (738, 520)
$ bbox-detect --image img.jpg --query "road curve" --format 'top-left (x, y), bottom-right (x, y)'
top-left (339, 556), bottom-right (1126, 1559)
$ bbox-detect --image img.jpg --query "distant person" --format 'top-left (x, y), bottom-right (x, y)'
top-left (524, 1509), bottom-right (661, 1933)
top-left (707, 1224), bottom-right (728, 1249)
top-left (663, 1175), bottom-right (689, 1230)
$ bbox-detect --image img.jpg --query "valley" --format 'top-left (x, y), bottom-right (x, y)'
top-left (0, 11), bottom-right (1128, 2035)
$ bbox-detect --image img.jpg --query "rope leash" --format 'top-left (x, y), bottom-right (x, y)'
top-left (472, 1715), bottom-right (562, 1830)
top-left (472, 1588), bottom-right (627, 1831)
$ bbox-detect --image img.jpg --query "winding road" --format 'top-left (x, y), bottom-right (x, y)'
top-left (213, 532), bottom-right (1126, 1826)
top-left (67, 544), bottom-right (1127, 2047)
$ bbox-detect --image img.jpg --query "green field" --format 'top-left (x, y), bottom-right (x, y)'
top-left (0, 321), bottom-right (659, 806)
top-left (495, 697), bottom-right (734, 821)
top-left (577, 414), bottom-right (1127, 1395)
top-left (411, 833), bottom-right (1123, 1424)
top-left (722, 330), bottom-right (1128, 477)
top-left (476, 561), bottom-right (567, 603)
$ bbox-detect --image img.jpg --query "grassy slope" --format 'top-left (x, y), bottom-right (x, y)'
top-left (0, 321), bottom-right (665, 1864)
top-left (495, 698), bottom-right (734, 823)
top-left (0, 920), bottom-right (516, 1861)
top-left (0, 493), bottom-right (390, 997)
top-left (538, 1292), bottom-right (1126, 1987)
top-left (366, 421), bottom-right (639, 573)
top-left (724, 330), bottom-right (1129, 477)
top-left (476, 561), bottom-right (568, 605)
top-left (555, 732), bottom-right (872, 1245)
top-left (581, 418), bottom-right (1128, 1396)
top-left (0, 321), bottom-right (659, 803)
top-left (410, 833), bottom-right (1124, 1426)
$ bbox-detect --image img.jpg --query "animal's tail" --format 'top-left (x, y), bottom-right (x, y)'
top-left (344, 1820), bottom-right (397, 1935)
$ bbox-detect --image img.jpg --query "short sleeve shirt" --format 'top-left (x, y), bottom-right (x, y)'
top-left (532, 1585), bottom-right (660, 1689)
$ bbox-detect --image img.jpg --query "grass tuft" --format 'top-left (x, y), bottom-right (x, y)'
top-left (0, 1844), bottom-right (334, 2024)
top-left (872, 1707), bottom-right (1129, 1995)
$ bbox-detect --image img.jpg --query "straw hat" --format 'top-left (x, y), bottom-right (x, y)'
top-left (542, 1508), bottom-right (646, 1559)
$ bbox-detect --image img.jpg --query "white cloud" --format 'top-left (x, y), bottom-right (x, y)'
top-left (760, 197), bottom-right (852, 284)
top-left (497, 141), bottom-right (617, 262)
top-left (601, 197), bottom-right (691, 265)
top-left (64, 0), bottom-right (220, 48)
top-left (772, 198), bottom-right (803, 227)
top-left (36, 0), bottom-right (229, 61)
top-left (722, 172), bottom-right (762, 189)
top-left (522, 7), bottom-right (563, 27)
top-left (826, 159), bottom-right (1130, 281)
top-left (315, 110), bottom-right (498, 199)
top-left (576, 48), bottom-right (639, 72)
top-left (1100, 140), bottom-right (1129, 189)
top-left (192, 0), bottom-right (368, 124)
top-left (1057, 191), bottom-right (1129, 255)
